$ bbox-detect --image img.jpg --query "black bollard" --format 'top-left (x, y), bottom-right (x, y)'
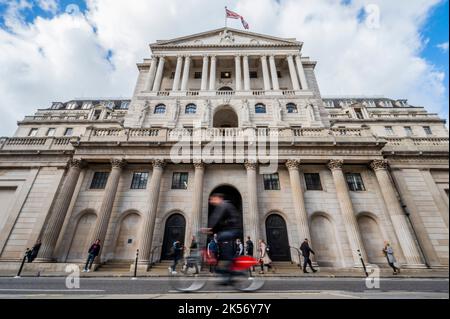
top-left (133, 249), bottom-right (139, 279)
top-left (15, 248), bottom-right (30, 278)
top-left (358, 249), bottom-right (369, 277)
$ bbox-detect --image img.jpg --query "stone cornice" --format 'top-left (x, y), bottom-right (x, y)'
top-left (370, 159), bottom-right (389, 171)
top-left (327, 159), bottom-right (344, 170)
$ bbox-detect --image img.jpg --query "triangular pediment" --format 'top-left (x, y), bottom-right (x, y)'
top-left (151, 28), bottom-right (301, 48)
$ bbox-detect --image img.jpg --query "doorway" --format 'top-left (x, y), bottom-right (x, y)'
top-left (265, 214), bottom-right (291, 261)
top-left (161, 213), bottom-right (186, 260)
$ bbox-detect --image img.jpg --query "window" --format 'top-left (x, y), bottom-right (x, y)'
top-left (28, 128), bottom-right (38, 137)
top-left (130, 172), bottom-right (149, 189)
top-left (404, 126), bottom-right (413, 136)
top-left (90, 172), bottom-right (110, 189)
top-left (170, 72), bottom-right (175, 79)
top-left (354, 108), bottom-right (364, 119)
top-left (277, 71), bottom-right (281, 78)
top-left (345, 173), bottom-right (366, 191)
top-left (81, 102), bottom-right (93, 110)
top-left (120, 101), bottom-right (130, 109)
top-left (385, 126), bottom-right (394, 136)
top-left (64, 128), bottom-right (74, 136)
top-left (263, 173), bottom-right (280, 190)
top-left (286, 103), bottom-right (298, 113)
top-left (185, 104), bottom-right (197, 114)
top-left (51, 102), bottom-right (63, 109)
top-left (255, 103), bottom-right (266, 114)
top-left (194, 72), bottom-right (202, 79)
top-left (221, 71), bottom-right (232, 79)
top-left (249, 71), bottom-right (257, 78)
top-left (154, 104), bottom-right (166, 114)
top-left (92, 110), bottom-right (102, 120)
top-left (423, 126), bottom-right (433, 135)
top-left (66, 102), bottom-right (78, 110)
top-left (304, 173), bottom-right (323, 191)
top-left (105, 101), bottom-right (115, 109)
top-left (172, 172), bottom-right (189, 190)
top-left (46, 128), bottom-right (56, 137)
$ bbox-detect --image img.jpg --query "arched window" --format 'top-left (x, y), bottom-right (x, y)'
top-left (286, 103), bottom-right (298, 114)
top-left (255, 103), bottom-right (266, 114)
top-left (185, 103), bottom-right (197, 114)
top-left (154, 104), bottom-right (166, 114)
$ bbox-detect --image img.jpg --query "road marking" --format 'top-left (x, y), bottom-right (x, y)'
top-left (0, 289), bottom-right (105, 292)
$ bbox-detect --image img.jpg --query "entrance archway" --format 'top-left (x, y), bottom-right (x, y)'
top-left (161, 213), bottom-right (186, 260)
top-left (213, 106), bottom-right (239, 128)
top-left (208, 185), bottom-right (243, 241)
top-left (265, 214), bottom-right (291, 261)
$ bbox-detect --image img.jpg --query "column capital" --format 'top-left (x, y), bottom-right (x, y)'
top-left (244, 160), bottom-right (258, 170)
top-left (235, 54), bottom-right (242, 59)
top-left (193, 161), bottom-right (205, 170)
top-left (210, 55), bottom-right (217, 60)
top-left (152, 159), bottom-right (166, 169)
top-left (176, 55), bottom-right (184, 60)
top-left (202, 54), bottom-right (209, 59)
top-left (286, 159), bottom-right (301, 170)
top-left (370, 159), bottom-right (389, 171)
top-left (111, 158), bottom-right (127, 169)
top-left (327, 159), bottom-right (344, 171)
top-left (68, 159), bottom-right (86, 169)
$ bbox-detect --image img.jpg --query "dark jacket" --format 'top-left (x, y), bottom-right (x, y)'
top-left (30, 243), bottom-right (41, 259)
top-left (246, 240), bottom-right (254, 256)
top-left (300, 242), bottom-right (315, 258)
top-left (173, 241), bottom-right (183, 257)
top-left (209, 200), bottom-right (241, 235)
top-left (190, 240), bottom-right (198, 249)
top-left (88, 243), bottom-right (101, 257)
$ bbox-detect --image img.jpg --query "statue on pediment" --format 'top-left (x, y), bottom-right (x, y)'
top-left (219, 29), bottom-right (235, 44)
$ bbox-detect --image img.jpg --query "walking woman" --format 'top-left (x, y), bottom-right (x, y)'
top-left (383, 241), bottom-right (401, 275)
top-left (258, 239), bottom-right (275, 274)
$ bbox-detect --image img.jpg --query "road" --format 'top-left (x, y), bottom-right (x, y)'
top-left (0, 277), bottom-right (447, 299)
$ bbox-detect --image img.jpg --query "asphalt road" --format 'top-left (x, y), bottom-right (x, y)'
top-left (0, 277), bottom-right (447, 298)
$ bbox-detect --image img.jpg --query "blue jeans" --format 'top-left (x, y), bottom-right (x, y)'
top-left (84, 253), bottom-right (96, 270)
top-left (171, 255), bottom-right (181, 271)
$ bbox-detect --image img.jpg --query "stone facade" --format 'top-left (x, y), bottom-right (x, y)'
top-left (0, 28), bottom-right (448, 271)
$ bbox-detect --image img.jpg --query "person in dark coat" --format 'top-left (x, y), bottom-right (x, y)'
top-left (83, 239), bottom-right (101, 272)
top-left (207, 235), bottom-right (219, 273)
top-left (27, 240), bottom-right (41, 263)
top-left (169, 240), bottom-right (183, 274)
top-left (245, 236), bottom-right (255, 272)
top-left (300, 238), bottom-right (317, 273)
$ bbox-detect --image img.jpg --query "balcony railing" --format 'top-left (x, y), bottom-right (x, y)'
top-left (383, 137), bottom-right (449, 153)
top-left (0, 137), bottom-right (75, 151)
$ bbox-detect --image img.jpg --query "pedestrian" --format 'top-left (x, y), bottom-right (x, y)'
top-left (189, 235), bottom-right (198, 255)
top-left (83, 239), bottom-right (101, 272)
top-left (245, 236), bottom-right (255, 272)
top-left (300, 238), bottom-right (317, 273)
top-left (27, 239), bottom-right (41, 263)
top-left (383, 241), bottom-right (400, 275)
top-left (169, 240), bottom-right (183, 274)
top-left (235, 238), bottom-right (244, 257)
top-left (207, 235), bottom-right (219, 273)
top-left (258, 239), bottom-right (274, 274)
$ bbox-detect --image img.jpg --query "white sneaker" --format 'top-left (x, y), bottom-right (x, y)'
top-left (171, 271), bottom-right (177, 275)
top-left (168, 267), bottom-right (172, 272)
top-left (82, 269), bottom-right (87, 272)
top-left (86, 269), bottom-right (90, 272)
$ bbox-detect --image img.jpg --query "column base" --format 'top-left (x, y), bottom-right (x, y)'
top-left (401, 263), bottom-right (428, 269)
top-left (33, 258), bottom-right (56, 263)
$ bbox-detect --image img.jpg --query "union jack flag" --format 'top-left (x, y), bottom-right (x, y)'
top-left (225, 7), bottom-right (250, 29)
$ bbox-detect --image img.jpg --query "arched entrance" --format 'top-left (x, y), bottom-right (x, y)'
top-left (67, 212), bottom-right (97, 261)
top-left (310, 213), bottom-right (340, 267)
top-left (208, 185), bottom-right (244, 241)
top-left (213, 106), bottom-right (239, 128)
top-left (112, 213), bottom-right (141, 261)
top-left (161, 213), bottom-right (186, 260)
top-left (357, 214), bottom-right (386, 264)
top-left (265, 214), bottom-right (291, 261)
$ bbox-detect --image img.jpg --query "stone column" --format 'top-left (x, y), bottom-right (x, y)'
top-left (269, 55), bottom-right (280, 91)
top-left (172, 55), bottom-right (183, 91)
top-left (36, 159), bottom-right (85, 262)
top-left (152, 56), bottom-right (165, 92)
top-left (201, 55), bottom-right (209, 91)
top-left (286, 160), bottom-right (312, 246)
top-left (244, 161), bottom-right (260, 243)
top-left (138, 160), bottom-right (165, 265)
top-left (235, 55), bottom-right (242, 91)
top-left (145, 56), bottom-right (158, 92)
top-left (186, 162), bottom-right (205, 245)
top-left (243, 55), bottom-right (251, 91)
top-left (90, 159), bottom-right (126, 261)
top-left (209, 55), bottom-right (216, 91)
top-left (370, 160), bottom-right (424, 267)
top-left (287, 55), bottom-right (300, 91)
top-left (180, 55), bottom-right (191, 91)
top-left (295, 55), bottom-right (309, 90)
top-left (260, 55), bottom-right (271, 91)
top-left (327, 159), bottom-right (368, 265)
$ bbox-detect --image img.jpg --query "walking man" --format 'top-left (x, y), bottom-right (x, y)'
top-left (245, 236), bottom-right (255, 272)
top-left (207, 235), bottom-right (219, 273)
top-left (83, 239), bottom-right (101, 272)
top-left (169, 240), bottom-right (183, 274)
top-left (300, 238), bottom-right (317, 273)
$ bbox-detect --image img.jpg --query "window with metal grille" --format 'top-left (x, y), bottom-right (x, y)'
top-left (255, 103), bottom-right (266, 114)
top-left (263, 173), bottom-right (280, 190)
top-left (286, 103), bottom-right (298, 113)
top-left (172, 172), bottom-right (188, 189)
top-left (90, 172), bottom-right (110, 189)
top-left (304, 173), bottom-right (323, 191)
top-left (250, 71), bottom-right (257, 78)
top-left (345, 173), bottom-right (366, 191)
top-left (185, 104), bottom-right (197, 114)
top-left (154, 104), bottom-right (166, 114)
top-left (423, 126), bottom-right (432, 135)
top-left (194, 72), bottom-right (202, 79)
top-left (130, 172), bottom-right (149, 189)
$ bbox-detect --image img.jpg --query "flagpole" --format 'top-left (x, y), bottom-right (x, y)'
top-left (224, 6), bottom-right (227, 28)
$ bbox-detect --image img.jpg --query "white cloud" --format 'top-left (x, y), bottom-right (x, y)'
top-left (37, 0), bottom-right (58, 13)
top-left (0, 0), bottom-right (448, 136)
top-left (437, 41), bottom-right (449, 52)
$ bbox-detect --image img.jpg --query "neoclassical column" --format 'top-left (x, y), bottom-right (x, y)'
top-left (145, 56), bottom-right (158, 92)
top-left (138, 159), bottom-right (165, 264)
top-left (260, 55), bottom-right (271, 91)
top-left (90, 159), bottom-right (126, 261)
top-left (243, 55), bottom-right (251, 91)
top-left (286, 160), bottom-right (312, 246)
top-left (180, 55), bottom-right (191, 91)
top-left (152, 56), bottom-right (165, 92)
top-left (234, 55), bottom-right (242, 91)
top-left (269, 55), bottom-right (280, 91)
top-left (186, 162), bottom-right (205, 245)
top-left (36, 159), bottom-right (85, 262)
top-left (327, 159), bottom-right (368, 265)
top-left (172, 55), bottom-right (183, 91)
top-left (244, 161), bottom-right (261, 243)
top-left (295, 55), bottom-right (309, 90)
top-left (209, 55), bottom-right (216, 91)
top-left (287, 55), bottom-right (300, 91)
top-left (201, 55), bottom-right (209, 91)
top-left (370, 160), bottom-right (424, 267)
